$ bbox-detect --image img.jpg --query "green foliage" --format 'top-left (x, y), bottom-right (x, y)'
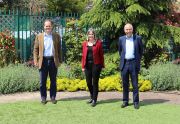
top-left (0, 64), bottom-right (39, 94)
top-left (69, 63), bottom-right (85, 79)
top-left (47, 74), bottom-right (152, 92)
top-left (46, 0), bottom-right (88, 13)
top-left (136, 23), bottom-right (180, 68)
top-left (144, 62), bottom-right (180, 91)
top-left (136, 23), bottom-right (172, 48)
top-left (58, 51), bottom-right (120, 80)
top-left (142, 47), bottom-right (169, 68)
top-left (63, 31), bottom-right (84, 64)
top-left (58, 51), bottom-right (118, 79)
top-left (57, 63), bottom-right (71, 78)
top-left (80, 0), bottom-right (179, 49)
top-left (58, 62), bottom-right (85, 80)
top-left (0, 32), bottom-right (17, 67)
top-left (167, 26), bottom-right (180, 44)
top-left (2, 0), bottom-right (47, 10)
top-left (63, 20), bottom-right (86, 64)
top-left (150, 53), bottom-right (169, 65)
top-left (126, 3), bottom-right (150, 16)
top-left (100, 52), bottom-right (119, 78)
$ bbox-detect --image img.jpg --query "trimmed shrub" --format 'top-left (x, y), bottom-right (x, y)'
top-left (0, 64), bottom-right (39, 94)
top-left (47, 74), bottom-right (152, 92)
top-left (100, 52), bottom-right (120, 78)
top-left (63, 22), bottom-right (86, 64)
top-left (145, 62), bottom-right (180, 91)
top-left (58, 62), bottom-right (85, 79)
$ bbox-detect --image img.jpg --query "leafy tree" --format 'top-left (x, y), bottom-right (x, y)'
top-left (63, 19), bottom-right (86, 64)
top-left (45, 0), bottom-right (88, 13)
top-left (80, 0), bottom-right (180, 67)
top-left (80, 0), bottom-right (180, 46)
top-left (1, 0), bottom-right (14, 9)
top-left (1, 0), bottom-right (47, 13)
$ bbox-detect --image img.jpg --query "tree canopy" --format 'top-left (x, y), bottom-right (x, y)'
top-left (80, 0), bottom-right (180, 48)
top-left (45, 0), bottom-right (89, 13)
top-left (1, 0), bottom-right (47, 13)
top-left (1, 0), bottom-right (88, 13)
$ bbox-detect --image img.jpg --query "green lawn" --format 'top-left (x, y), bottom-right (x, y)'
top-left (0, 99), bottom-right (179, 124)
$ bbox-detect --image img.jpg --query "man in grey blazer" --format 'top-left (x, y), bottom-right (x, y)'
top-left (118, 23), bottom-right (143, 109)
top-left (33, 19), bottom-right (61, 104)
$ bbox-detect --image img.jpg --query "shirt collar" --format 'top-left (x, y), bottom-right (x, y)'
top-left (126, 35), bottom-right (133, 39)
top-left (44, 32), bottom-right (52, 36)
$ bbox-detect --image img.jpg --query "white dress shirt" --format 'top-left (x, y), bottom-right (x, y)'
top-left (43, 33), bottom-right (54, 56)
top-left (125, 36), bottom-right (135, 59)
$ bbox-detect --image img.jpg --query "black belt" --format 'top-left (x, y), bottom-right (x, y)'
top-left (125, 58), bottom-right (135, 62)
top-left (43, 56), bottom-right (54, 60)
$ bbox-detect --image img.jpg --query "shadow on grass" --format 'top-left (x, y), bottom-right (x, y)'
top-left (54, 94), bottom-right (170, 107)
top-left (140, 99), bottom-right (170, 106)
top-left (57, 96), bottom-right (121, 105)
top-left (98, 98), bottom-right (122, 105)
top-left (98, 98), bottom-right (170, 107)
top-left (57, 96), bottom-right (89, 101)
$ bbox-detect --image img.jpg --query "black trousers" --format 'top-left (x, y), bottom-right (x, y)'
top-left (85, 63), bottom-right (101, 102)
top-left (39, 57), bottom-right (57, 100)
top-left (121, 59), bottom-right (139, 104)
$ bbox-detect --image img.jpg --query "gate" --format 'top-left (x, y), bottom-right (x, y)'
top-left (0, 9), bottom-right (79, 61)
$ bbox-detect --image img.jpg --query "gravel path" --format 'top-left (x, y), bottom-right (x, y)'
top-left (0, 91), bottom-right (180, 105)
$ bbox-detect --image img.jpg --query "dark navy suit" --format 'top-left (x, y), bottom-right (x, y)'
top-left (118, 34), bottom-right (143, 104)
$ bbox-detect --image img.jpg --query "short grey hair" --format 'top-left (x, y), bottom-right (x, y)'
top-left (124, 23), bottom-right (133, 30)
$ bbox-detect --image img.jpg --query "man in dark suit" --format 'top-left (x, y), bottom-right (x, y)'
top-left (33, 19), bottom-right (61, 104)
top-left (118, 23), bottom-right (143, 109)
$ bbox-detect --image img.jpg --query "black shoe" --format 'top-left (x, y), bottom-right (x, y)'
top-left (51, 99), bottom-right (57, 104)
top-left (41, 100), bottom-right (47, 105)
top-left (91, 100), bottom-right (97, 107)
top-left (121, 102), bottom-right (129, 108)
top-left (87, 99), bottom-right (93, 104)
top-left (134, 103), bottom-right (139, 109)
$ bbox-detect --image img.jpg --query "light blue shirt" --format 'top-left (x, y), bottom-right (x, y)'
top-left (43, 33), bottom-right (54, 56)
top-left (125, 35), bottom-right (135, 59)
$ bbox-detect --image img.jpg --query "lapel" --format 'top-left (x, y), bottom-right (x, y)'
top-left (52, 32), bottom-right (56, 55)
top-left (85, 41), bottom-right (88, 52)
top-left (39, 33), bottom-right (44, 52)
top-left (133, 34), bottom-right (137, 51)
top-left (39, 32), bottom-right (56, 55)
top-left (52, 32), bottom-right (56, 46)
top-left (122, 36), bottom-right (126, 52)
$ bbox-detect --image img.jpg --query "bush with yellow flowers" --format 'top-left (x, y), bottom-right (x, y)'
top-left (47, 74), bottom-right (152, 92)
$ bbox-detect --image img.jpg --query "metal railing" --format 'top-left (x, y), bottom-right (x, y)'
top-left (0, 9), bottom-right (79, 61)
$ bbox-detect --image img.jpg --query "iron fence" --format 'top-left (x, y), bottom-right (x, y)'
top-left (0, 9), bottom-right (79, 61)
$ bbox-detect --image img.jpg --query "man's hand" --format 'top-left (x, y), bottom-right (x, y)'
top-left (82, 68), bottom-right (85, 72)
top-left (34, 62), bottom-right (39, 67)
